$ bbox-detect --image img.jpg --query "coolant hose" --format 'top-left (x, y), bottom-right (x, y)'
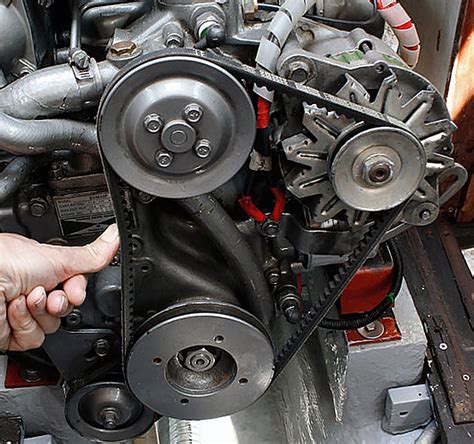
top-left (180, 194), bottom-right (275, 327)
top-left (319, 239), bottom-right (403, 330)
top-left (0, 113), bottom-right (98, 155)
top-left (0, 156), bottom-right (33, 204)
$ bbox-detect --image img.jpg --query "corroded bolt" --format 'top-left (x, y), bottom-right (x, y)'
top-left (156, 150), bottom-right (173, 168)
top-left (144, 113), bottom-right (164, 133)
top-left (110, 40), bottom-right (138, 57)
top-left (183, 103), bottom-right (203, 123)
top-left (194, 139), bottom-right (212, 158)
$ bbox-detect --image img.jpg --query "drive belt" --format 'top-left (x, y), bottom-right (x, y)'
top-left (100, 48), bottom-right (407, 378)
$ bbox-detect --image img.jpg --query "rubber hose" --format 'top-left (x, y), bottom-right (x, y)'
top-left (0, 156), bottom-right (33, 204)
top-left (180, 194), bottom-right (275, 327)
top-left (319, 239), bottom-right (403, 330)
top-left (0, 113), bottom-right (98, 155)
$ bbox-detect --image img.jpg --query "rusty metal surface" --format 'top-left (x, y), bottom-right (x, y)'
top-left (399, 223), bottom-right (474, 436)
top-left (345, 316), bottom-right (401, 346)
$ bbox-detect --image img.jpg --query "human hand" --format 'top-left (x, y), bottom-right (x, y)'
top-left (0, 224), bottom-right (120, 350)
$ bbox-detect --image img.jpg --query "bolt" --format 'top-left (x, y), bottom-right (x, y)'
top-left (137, 191), bottom-right (155, 204)
top-left (184, 347), bottom-right (216, 372)
top-left (288, 60), bottom-right (311, 83)
top-left (365, 322), bottom-right (377, 332)
top-left (155, 150), bottom-right (174, 168)
top-left (420, 209), bottom-right (433, 221)
top-left (362, 155), bottom-right (395, 186)
top-left (462, 374), bottom-right (470, 381)
top-left (439, 342), bottom-right (448, 351)
top-left (163, 23), bottom-right (184, 48)
top-left (110, 40), bottom-right (138, 57)
top-left (100, 407), bottom-right (120, 430)
top-left (71, 49), bottom-right (90, 70)
top-left (265, 268), bottom-right (281, 286)
top-left (143, 113), bottom-right (164, 133)
top-left (29, 198), bottom-right (48, 218)
top-left (20, 367), bottom-right (43, 383)
top-left (183, 103), bottom-right (204, 123)
top-left (261, 219), bottom-right (279, 237)
top-left (194, 139), bottom-right (212, 158)
top-left (94, 339), bottom-right (111, 357)
top-left (66, 309), bottom-right (82, 327)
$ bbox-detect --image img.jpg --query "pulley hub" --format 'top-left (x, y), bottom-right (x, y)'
top-left (126, 303), bottom-right (274, 420)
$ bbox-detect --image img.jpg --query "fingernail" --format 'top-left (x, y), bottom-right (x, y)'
top-left (16, 296), bottom-right (27, 314)
top-left (100, 224), bottom-right (119, 243)
top-left (59, 296), bottom-right (69, 313)
top-left (34, 288), bottom-right (46, 307)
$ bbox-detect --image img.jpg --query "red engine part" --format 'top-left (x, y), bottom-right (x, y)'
top-left (4, 359), bottom-right (59, 389)
top-left (339, 251), bottom-right (394, 315)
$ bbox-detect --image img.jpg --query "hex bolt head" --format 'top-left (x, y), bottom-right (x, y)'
top-left (261, 219), bottom-right (279, 237)
top-left (288, 60), bottom-right (311, 83)
top-left (155, 150), bottom-right (174, 168)
top-left (110, 40), bottom-right (138, 57)
top-left (71, 49), bottom-right (90, 69)
top-left (183, 103), bottom-right (204, 123)
top-left (29, 198), bottom-right (48, 217)
top-left (194, 139), bottom-right (212, 158)
top-left (144, 113), bottom-right (164, 133)
top-left (94, 339), bottom-right (111, 357)
top-left (420, 209), bottom-right (432, 221)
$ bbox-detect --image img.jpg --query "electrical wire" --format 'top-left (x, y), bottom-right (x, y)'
top-left (257, 1), bottom-right (379, 28)
top-left (318, 238), bottom-right (403, 330)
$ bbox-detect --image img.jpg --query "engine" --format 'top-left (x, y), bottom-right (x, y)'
top-left (0, 0), bottom-right (467, 441)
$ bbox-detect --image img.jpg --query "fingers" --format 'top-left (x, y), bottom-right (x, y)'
top-left (62, 274), bottom-right (88, 306)
top-left (52, 224), bottom-right (120, 279)
top-left (46, 289), bottom-right (73, 317)
top-left (26, 287), bottom-right (61, 335)
top-left (8, 296), bottom-right (45, 351)
top-left (0, 295), bottom-right (11, 350)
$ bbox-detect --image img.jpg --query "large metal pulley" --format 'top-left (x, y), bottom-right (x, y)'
top-left (98, 54), bottom-right (256, 198)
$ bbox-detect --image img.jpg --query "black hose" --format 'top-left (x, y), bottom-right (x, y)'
top-left (180, 194), bottom-right (275, 327)
top-left (319, 239), bottom-right (403, 330)
top-left (0, 157), bottom-right (33, 204)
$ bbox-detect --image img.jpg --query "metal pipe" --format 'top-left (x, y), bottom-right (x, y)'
top-left (0, 157), bottom-right (33, 204)
top-left (180, 194), bottom-right (274, 327)
top-left (0, 113), bottom-right (98, 155)
top-left (0, 60), bottom-right (118, 119)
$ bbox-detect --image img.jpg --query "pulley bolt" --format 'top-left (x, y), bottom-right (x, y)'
top-left (155, 150), bottom-right (174, 168)
top-left (184, 347), bottom-right (216, 372)
top-left (144, 113), bottom-right (164, 133)
top-left (362, 155), bottom-right (395, 186)
top-left (100, 407), bottom-right (120, 430)
top-left (420, 209), bottom-right (432, 221)
top-left (194, 139), bottom-right (212, 158)
top-left (288, 60), bottom-right (311, 83)
top-left (183, 103), bottom-right (204, 123)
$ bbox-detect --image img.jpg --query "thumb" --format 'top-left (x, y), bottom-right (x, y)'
top-left (52, 224), bottom-right (120, 278)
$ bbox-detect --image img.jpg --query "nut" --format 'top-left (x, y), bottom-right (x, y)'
top-left (110, 40), bottom-right (138, 57)
top-left (144, 113), bottom-right (164, 133)
top-left (362, 154), bottom-right (395, 186)
top-left (194, 139), bottom-right (212, 158)
top-left (29, 198), bottom-right (48, 218)
top-left (183, 103), bottom-right (203, 123)
top-left (288, 60), bottom-right (311, 83)
top-left (155, 150), bottom-right (174, 168)
top-left (71, 49), bottom-right (90, 70)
